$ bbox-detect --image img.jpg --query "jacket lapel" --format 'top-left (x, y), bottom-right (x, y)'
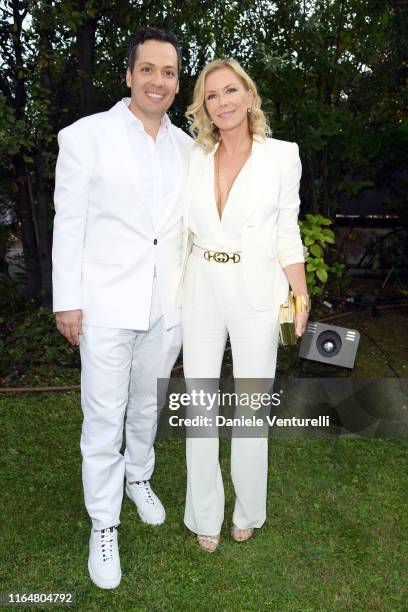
top-left (188, 138), bottom-right (277, 227)
top-left (240, 138), bottom-right (278, 224)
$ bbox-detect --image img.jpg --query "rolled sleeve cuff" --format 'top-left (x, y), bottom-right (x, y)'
top-left (278, 246), bottom-right (305, 269)
top-left (53, 304), bottom-right (82, 313)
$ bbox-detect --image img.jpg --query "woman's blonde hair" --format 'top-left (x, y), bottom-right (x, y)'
top-left (186, 58), bottom-right (270, 153)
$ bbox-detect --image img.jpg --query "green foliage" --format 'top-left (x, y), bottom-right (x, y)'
top-left (336, 179), bottom-right (375, 199)
top-left (359, 227), bottom-right (408, 277)
top-left (0, 276), bottom-right (28, 315)
top-left (0, 284), bottom-right (80, 384)
top-left (254, 1), bottom-right (408, 218)
top-left (0, 0), bottom-right (407, 303)
top-left (299, 213), bottom-right (349, 295)
top-left (0, 94), bottom-right (31, 161)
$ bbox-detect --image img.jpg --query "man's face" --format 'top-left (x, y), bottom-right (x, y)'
top-left (126, 39), bottom-right (179, 120)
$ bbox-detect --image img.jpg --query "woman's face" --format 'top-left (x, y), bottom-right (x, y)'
top-left (204, 66), bottom-right (253, 133)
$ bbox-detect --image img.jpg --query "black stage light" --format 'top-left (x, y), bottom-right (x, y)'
top-left (298, 321), bottom-right (360, 369)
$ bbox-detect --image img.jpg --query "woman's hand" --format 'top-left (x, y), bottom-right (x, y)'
top-left (295, 310), bottom-right (309, 338)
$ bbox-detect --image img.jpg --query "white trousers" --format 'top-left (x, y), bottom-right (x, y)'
top-left (80, 278), bottom-right (181, 530)
top-left (182, 253), bottom-right (280, 536)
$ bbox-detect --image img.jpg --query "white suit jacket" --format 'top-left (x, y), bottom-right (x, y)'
top-left (177, 137), bottom-right (305, 310)
top-left (52, 101), bottom-right (193, 330)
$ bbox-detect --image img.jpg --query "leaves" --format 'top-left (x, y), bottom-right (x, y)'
top-left (0, 0), bottom-right (405, 304)
top-left (299, 212), bottom-right (347, 294)
top-left (309, 243), bottom-right (323, 258)
top-left (316, 267), bottom-right (328, 283)
top-left (0, 292), bottom-right (80, 382)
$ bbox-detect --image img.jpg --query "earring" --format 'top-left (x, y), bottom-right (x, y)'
top-left (247, 107), bottom-right (252, 114)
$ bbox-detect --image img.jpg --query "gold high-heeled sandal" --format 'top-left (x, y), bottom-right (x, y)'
top-left (196, 534), bottom-right (220, 553)
top-left (231, 525), bottom-right (254, 542)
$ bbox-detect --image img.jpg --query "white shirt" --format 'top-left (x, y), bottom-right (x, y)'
top-left (120, 97), bottom-right (182, 231)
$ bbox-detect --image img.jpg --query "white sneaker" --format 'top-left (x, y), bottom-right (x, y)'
top-left (88, 526), bottom-right (121, 589)
top-left (125, 480), bottom-right (166, 525)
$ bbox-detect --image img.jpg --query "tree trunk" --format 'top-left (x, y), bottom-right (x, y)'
top-left (13, 154), bottom-right (42, 301)
top-left (34, 13), bottom-right (56, 306)
top-left (34, 151), bottom-right (52, 306)
top-left (9, 0), bottom-right (42, 301)
top-left (76, 2), bottom-right (97, 117)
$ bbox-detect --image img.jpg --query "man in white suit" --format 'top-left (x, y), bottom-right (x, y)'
top-left (52, 27), bottom-right (192, 589)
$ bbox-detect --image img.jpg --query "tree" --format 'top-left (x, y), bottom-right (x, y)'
top-left (0, 0), bottom-right (406, 305)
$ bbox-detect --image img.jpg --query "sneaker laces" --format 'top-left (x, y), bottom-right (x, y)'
top-left (132, 480), bottom-right (155, 505)
top-left (99, 526), bottom-right (116, 562)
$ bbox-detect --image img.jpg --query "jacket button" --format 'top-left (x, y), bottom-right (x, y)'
top-left (153, 239), bottom-right (158, 245)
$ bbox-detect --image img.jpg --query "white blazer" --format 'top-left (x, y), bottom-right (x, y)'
top-left (52, 101), bottom-right (193, 330)
top-left (177, 137), bottom-right (305, 310)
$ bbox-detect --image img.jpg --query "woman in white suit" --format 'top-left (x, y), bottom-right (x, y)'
top-left (179, 59), bottom-right (310, 552)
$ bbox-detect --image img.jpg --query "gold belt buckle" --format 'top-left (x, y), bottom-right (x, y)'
top-left (203, 250), bottom-right (241, 263)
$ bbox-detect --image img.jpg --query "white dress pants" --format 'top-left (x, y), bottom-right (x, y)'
top-left (182, 252), bottom-right (280, 536)
top-left (80, 278), bottom-right (181, 530)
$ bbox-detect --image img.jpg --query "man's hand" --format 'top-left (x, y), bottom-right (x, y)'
top-left (55, 309), bottom-right (83, 345)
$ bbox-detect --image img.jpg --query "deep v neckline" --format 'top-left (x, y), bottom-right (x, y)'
top-left (212, 148), bottom-right (252, 222)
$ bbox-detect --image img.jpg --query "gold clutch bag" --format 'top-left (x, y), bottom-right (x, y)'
top-left (279, 291), bottom-right (297, 346)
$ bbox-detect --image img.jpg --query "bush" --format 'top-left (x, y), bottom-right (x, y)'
top-left (0, 280), bottom-right (80, 385)
top-left (299, 214), bottom-right (350, 296)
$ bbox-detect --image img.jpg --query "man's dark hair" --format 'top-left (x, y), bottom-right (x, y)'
top-left (128, 27), bottom-right (181, 75)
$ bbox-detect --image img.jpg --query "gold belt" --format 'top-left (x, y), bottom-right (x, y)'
top-left (193, 244), bottom-right (241, 263)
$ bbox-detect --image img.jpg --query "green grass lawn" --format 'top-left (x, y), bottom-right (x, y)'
top-left (1, 392), bottom-right (407, 611)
